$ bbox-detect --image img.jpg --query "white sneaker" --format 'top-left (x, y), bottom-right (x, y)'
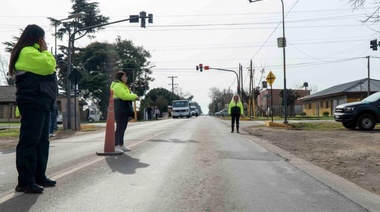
top-left (114, 146), bottom-right (123, 152)
top-left (119, 146), bottom-right (131, 152)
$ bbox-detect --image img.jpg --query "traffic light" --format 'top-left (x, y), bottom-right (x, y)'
top-left (140, 11), bottom-right (147, 28)
top-left (370, 39), bottom-right (378, 51)
top-left (199, 64), bottom-right (203, 72)
top-left (129, 15), bottom-right (139, 23)
top-left (148, 14), bottom-right (153, 24)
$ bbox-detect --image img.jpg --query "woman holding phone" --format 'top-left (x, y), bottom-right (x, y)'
top-left (9, 24), bottom-right (57, 193)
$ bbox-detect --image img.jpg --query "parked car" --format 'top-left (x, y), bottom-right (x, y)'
top-left (334, 91), bottom-right (380, 130)
top-left (215, 109), bottom-right (228, 117)
top-left (190, 106), bottom-right (199, 117)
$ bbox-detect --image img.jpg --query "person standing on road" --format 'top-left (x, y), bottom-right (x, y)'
top-left (110, 71), bottom-right (139, 152)
top-left (9, 24), bottom-right (57, 193)
top-left (228, 94), bottom-right (244, 133)
top-left (154, 106), bottom-right (160, 120)
top-left (146, 105), bottom-right (153, 120)
top-left (49, 103), bottom-right (58, 137)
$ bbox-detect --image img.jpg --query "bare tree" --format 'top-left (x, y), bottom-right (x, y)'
top-left (347, 0), bottom-right (380, 22)
top-left (0, 54), bottom-right (13, 85)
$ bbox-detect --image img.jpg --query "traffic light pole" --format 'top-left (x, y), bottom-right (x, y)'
top-left (208, 67), bottom-right (240, 94)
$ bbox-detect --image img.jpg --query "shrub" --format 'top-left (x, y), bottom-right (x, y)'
top-left (323, 111), bottom-right (329, 117)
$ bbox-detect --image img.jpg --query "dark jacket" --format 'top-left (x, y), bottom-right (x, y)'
top-left (16, 72), bottom-right (57, 111)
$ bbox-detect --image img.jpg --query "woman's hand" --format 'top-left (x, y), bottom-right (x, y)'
top-left (39, 39), bottom-right (47, 51)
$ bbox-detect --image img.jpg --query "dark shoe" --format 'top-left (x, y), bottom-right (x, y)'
top-left (15, 183), bottom-right (44, 193)
top-left (237, 130), bottom-right (239, 133)
top-left (37, 178), bottom-right (56, 187)
top-left (231, 130), bottom-right (234, 133)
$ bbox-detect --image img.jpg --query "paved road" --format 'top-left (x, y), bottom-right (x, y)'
top-left (0, 116), bottom-right (370, 211)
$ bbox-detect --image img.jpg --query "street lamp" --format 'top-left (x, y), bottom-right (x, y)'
top-left (49, 13), bottom-right (84, 58)
top-left (248, 0), bottom-right (288, 123)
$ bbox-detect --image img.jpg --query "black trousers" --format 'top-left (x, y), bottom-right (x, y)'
top-left (231, 114), bottom-right (240, 128)
top-left (115, 118), bottom-right (129, 146)
top-left (16, 103), bottom-right (51, 185)
top-left (114, 99), bottom-right (132, 146)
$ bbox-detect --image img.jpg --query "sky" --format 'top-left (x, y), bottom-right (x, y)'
top-left (1, 0), bottom-right (380, 114)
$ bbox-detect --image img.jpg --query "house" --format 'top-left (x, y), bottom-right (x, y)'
top-left (0, 85), bottom-right (87, 123)
top-left (301, 78), bottom-right (380, 116)
top-left (256, 88), bottom-right (310, 116)
top-left (0, 85), bottom-right (17, 121)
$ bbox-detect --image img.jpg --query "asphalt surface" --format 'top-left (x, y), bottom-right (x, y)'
top-left (0, 116), bottom-right (377, 211)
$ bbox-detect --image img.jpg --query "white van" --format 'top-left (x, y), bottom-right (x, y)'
top-left (172, 100), bottom-right (191, 118)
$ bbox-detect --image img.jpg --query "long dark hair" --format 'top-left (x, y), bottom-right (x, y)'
top-left (114, 71), bottom-right (126, 82)
top-left (8, 24), bottom-right (45, 76)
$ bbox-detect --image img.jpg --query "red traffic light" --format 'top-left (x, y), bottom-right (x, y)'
top-left (204, 66), bottom-right (209, 70)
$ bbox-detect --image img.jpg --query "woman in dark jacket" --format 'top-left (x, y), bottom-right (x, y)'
top-left (110, 71), bottom-right (139, 152)
top-left (9, 24), bottom-right (57, 193)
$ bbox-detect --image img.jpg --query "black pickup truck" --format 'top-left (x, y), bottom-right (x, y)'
top-left (334, 91), bottom-right (380, 130)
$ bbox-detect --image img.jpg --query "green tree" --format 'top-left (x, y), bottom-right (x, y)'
top-left (279, 89), bottom-right (300, 117)
top-left (75, 38), bottom-right (153, 118)
top-left (48, 0), bottom-right (109, 44)
top-left (141, 88), bottom-right (179, 113)
top-left (75, 42), bottom-right (117, 117)
top-left (50, 0), bottom-right (110, 95)
top-left (114, 36), bottom-right (153, 96)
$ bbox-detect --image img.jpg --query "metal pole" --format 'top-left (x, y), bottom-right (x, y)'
top-left (209, 67), bottom-right (239, 93)
top-left (281, 0), bottom-right (288, 124)
top-left (367, 56), bottom-right (370, 96)
top-left (67, 30), bottom-right (73, 130)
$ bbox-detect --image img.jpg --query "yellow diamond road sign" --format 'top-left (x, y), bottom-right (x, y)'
top-left (266, 71), bottom-right (276, 86)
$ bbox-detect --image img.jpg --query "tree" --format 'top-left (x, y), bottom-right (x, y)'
top-left (208, 87), bottom-right (232, 115)
top-left (48, 0), bottom-right (109, 44)
top-left (141, 87), bottom-right (179, 115)
top-left (114, 36), bottom-right (153, 96)
top-left (347, 0), bottom-right (380, 22)
top-left (2, 29), bottom-right (21, 54)
top-left (279, 89), bottom-right (300, 117)
top-left (0, 55), bottom-right (14, 85)
top-left (75, 38), bottom-right (153, 118)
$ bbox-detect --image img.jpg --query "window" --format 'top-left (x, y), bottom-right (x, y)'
top-left (320, 101), bottom-right (324, 108)
top-left (326, 101), bottom-right (329, 108)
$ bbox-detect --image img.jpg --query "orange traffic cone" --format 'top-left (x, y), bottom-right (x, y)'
top-left (96, 90), bottom-right (122, 156)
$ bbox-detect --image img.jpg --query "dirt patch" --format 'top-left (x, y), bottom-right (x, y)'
top-left (243, 126), bottom-right (380, 196)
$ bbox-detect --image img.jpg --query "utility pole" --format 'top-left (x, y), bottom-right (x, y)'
top-left (367, 56), bottom-right (371, 97)
top-left (239, 63), bottom-right (243, 96)
top-left (168, 76), bottom-right (177, 94)
top-left (248, 60), bottom-right (253, 117)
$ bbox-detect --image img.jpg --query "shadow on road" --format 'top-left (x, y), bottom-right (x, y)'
top-left (0, 192), bottom-right (40, 212)
top-left (105, 154), bottom-right (149, 174)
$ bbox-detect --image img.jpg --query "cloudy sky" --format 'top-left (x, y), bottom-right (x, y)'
top-left (1, 0), bottom-right (380, 113)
